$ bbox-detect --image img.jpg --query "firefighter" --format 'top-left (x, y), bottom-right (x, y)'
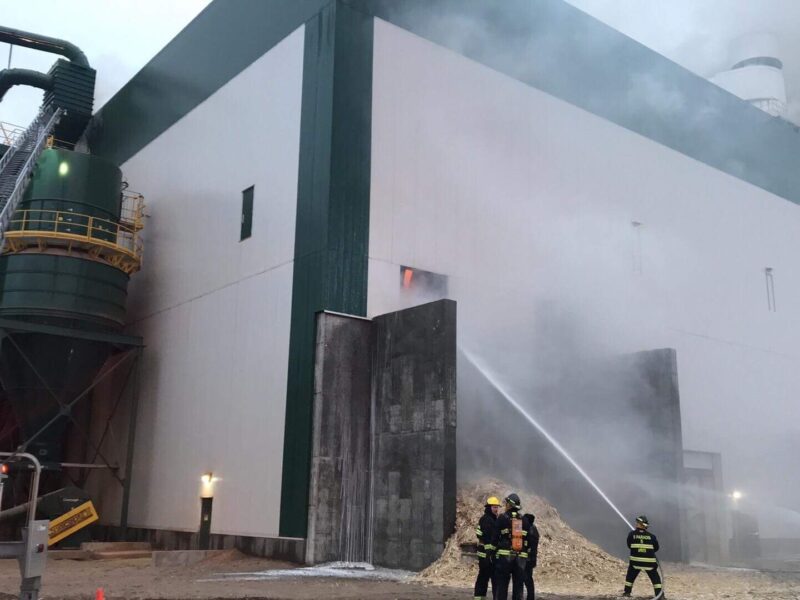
top-left (623, 515), bottom-right (663, 598)
top-left (474, 496), bottom-right (502, 599)
top-left (493, 493), bottom-right (528, 600)
top-left (521, 512), bottom-right (540, 600)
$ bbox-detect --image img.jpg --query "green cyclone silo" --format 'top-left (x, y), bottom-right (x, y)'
top-left (0, 148), bottom-right (143, 464)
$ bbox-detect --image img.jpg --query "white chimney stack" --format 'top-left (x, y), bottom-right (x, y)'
top-left (710, 32), bottom-right (787, 118)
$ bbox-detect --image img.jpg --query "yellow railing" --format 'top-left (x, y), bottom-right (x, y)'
top-left (3, 209), bottom-right (144, 274)
top-left (120, 191), bottom-right (145, 231)
top-left (45, 135), bottom-right (86, 151)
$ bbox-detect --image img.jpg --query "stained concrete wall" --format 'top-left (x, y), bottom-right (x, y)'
top-left (371, 300), bottom-right (457, 570)
top-left (627, 349), bottom-right (686, 562)
top-left (684, 450), bottom-right (729, 565)
top-left (306, 312), bottom-right (372, 564)
top-left (306, 300), bottom-right (457, 570)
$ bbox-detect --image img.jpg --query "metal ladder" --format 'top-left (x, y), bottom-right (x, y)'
top-left (0, 108), bottom-right (63, 246)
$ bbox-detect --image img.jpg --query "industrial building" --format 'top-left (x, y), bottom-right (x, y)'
top-left (1, 0), bottom-right (799, 574)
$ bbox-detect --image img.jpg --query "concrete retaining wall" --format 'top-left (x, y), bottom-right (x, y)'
top-left (305, 300), bottom-right (457, 570)
top-left (371, 300), bottom-right (457, 571)
top-left (305, 312), bottom-right (372, 564)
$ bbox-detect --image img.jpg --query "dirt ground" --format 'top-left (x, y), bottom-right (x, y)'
top-left (1, 554), bottom-right (450, 600)
top-left (0, 555), bottom-right (800, 600)
top-left (0, 553), bottom-right (799, 600)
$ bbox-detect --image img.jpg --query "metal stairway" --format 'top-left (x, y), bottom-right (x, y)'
top-left (0, 108), bottom-right (63, 246)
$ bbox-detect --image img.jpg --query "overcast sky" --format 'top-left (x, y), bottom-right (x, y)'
top-left (1, 1), bottom-right (798, 126)
top-left (0, 0), bottom-right (211, 127)
top-left (565, 0), bottom-right (800, 122)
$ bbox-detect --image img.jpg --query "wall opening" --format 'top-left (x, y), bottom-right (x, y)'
top-left (400, 265), bottom-right (448, 303)
top-left (240, 185), bottom-right (254, 241)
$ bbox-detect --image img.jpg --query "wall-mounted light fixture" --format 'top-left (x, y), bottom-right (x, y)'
top-left (765, 268), bottom-right (776, 312)
top-left (631, 221), bottom-right (643, 275)
top-left (200, 472), bottom-right (217, 499)
top-left (199, 472), bottom-right (217, 550)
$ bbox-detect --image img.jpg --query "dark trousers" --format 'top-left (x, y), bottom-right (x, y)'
top-left (522, 561), bottom-right (535, 600)
top-left (474, 556), bottom-right (495, 598)
top-left (495, 556), bottom-right (524, 600)
top-left (624, 564), bottom-right (662, 595)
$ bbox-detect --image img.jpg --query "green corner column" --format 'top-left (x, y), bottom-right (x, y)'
top-left (279, 1), bottom-right (374, 538)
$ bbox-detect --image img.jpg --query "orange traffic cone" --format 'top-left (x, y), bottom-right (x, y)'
top-left (95, 588), bottom-right (105, 600)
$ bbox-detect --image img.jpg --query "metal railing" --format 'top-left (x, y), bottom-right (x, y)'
top-left (4, 208), bottom-right (144, 273)
top-left (0, 108), bottom-right (63, 243)
top-left (120, 190), bottom-right (146, 231)
top-left (0, 452), bottom-right (49, 600)
top-left (0, 108), bottom-right (52, 175)
top-left (0, 120), bottom-right (25, 147)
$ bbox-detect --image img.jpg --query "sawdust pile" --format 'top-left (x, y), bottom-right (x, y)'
top-left (419, 480), bottom-right (624, 590)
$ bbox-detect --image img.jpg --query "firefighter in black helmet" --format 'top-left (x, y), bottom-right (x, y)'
top-left (521, 512), bottom-right (540, 599)
top-left (623, 515), bottom-right (663, 598)
top-left (492, 493), bottom-right (532, 600)
top-left (474, 495), bottom-right (502, 599)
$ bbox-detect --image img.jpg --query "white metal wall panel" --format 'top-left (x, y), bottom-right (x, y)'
top-left (114, 26), bottom-right (305, 537)
top-left (369, 18), bottom-right (800, 534)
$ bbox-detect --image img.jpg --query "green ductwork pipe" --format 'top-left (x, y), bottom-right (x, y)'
top-left (0, 68), bottom-right (54, 101)
top-left (0, 25), bottom-right (89, 67)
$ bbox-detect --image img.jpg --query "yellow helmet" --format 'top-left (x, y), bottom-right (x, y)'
top-left (486, 496), bottom-right (502, 507)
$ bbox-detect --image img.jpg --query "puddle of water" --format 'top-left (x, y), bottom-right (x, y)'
top-left (199, 561), bottom-right (414, 583)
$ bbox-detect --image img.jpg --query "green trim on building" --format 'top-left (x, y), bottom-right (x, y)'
top-left (279, 1), bottom-right (374, 538)
top-left (344, 0), bottom-right (800, 206)
top-left (86, 0), bottom-right (330, 165)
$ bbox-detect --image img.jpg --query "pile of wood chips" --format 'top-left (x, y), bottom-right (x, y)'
top-left (418, 480), bottom-right (625, 591)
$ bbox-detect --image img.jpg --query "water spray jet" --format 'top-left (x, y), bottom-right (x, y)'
top-left (460, 347), bottom-right (666, 599)
top-left (460, 347), bottom-right (632, 529)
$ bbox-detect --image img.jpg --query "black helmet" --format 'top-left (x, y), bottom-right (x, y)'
top-left (636, 515), bottom-right (649, 527)
top-left (505, 493), bottom-right (521, 509)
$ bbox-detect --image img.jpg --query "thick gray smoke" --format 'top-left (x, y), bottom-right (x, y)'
top-left (373, 0), bottom-right (800, 552)
top-left (565, 0), bottom-right (800, 124)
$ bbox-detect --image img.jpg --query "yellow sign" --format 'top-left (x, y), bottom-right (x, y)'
top-left (48, 501), bottom-right (99, 546)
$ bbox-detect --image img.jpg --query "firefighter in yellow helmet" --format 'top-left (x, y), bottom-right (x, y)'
top-left (474, 495), bottom-right (502, 599)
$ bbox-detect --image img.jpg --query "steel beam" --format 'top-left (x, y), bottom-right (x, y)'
top-left (120, 348), bottom-right (142, 533)
top-left (0, 540), bottom-right (22, 558)
top-left (0, 317), bottom-right (143, 348)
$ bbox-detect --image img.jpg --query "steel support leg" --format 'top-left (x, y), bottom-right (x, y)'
top-left (19, 576), bottom-right (41, 600)
top-left (120, 348), bottom-right (142, 535)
